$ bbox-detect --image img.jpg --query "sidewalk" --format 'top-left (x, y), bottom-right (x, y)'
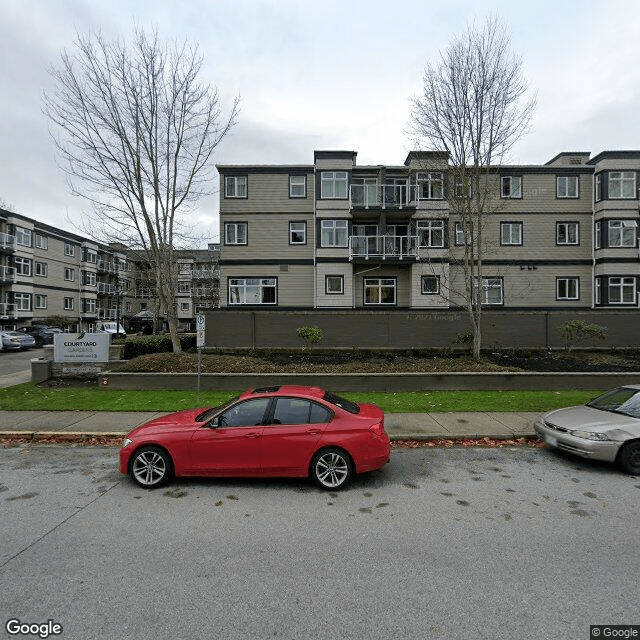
top-left (0, 410), bottom-right (539, 440)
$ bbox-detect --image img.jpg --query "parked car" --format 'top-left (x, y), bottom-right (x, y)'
top-left (96, 322), bottom-right (126, 335)
top-left (20, 325), bottom-right (62, 346)
top-left (0, 331), bottom-right (36, 350)
top-left (535, 386), bottom-right (640, 474)
top-left (120, 385), bottom-right (390, 490)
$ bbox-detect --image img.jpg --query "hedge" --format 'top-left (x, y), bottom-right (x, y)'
top-left (122, 334), bottom-right (197, 359)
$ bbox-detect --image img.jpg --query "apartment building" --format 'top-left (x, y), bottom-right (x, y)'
top-left (0, 208), bottom-right (220, 332)
top-left (216, 150), bottom-right (640, 311)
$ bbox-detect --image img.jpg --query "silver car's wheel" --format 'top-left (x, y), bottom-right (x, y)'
top-left (311, 448), bottom-right (353, 490)
top-left (130, 446), bottom-right (172, 488)
top-left (618, 440), bottom-right (640, 475)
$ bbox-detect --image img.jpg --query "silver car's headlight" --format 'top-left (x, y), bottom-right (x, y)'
top-left (570, 430), bottom-right (610, 441)
top-left (122, 438), bottom-right (133, 448)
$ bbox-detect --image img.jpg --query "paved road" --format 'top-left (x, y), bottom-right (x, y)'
top-left (0, 346), bottom-right (43, 376)
top-left (1, 445), bottom-right (638, 640)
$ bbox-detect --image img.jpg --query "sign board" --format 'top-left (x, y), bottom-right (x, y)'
top-left (196, 313), bottom-right (205, 348)
top-left (54, 333), bottom-right (110, 363)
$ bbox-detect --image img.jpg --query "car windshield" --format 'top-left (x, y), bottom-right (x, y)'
top-left (196, 396), bottom-right (241, 422)
top-left (323, 391), bottom-right (360, 414)
top-left (587, 387), bottom-right (640, 418)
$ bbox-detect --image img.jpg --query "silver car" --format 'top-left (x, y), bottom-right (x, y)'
top-left (0, 331), bottom-right (36, 350)
top-left (535, 386), bottom-right (640, 474)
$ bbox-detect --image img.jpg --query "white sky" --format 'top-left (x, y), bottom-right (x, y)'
top-left (2, 0), bottom-right (640, 244)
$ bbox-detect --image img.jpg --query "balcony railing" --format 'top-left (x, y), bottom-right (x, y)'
top-left (348, 235), bottom-right (421, 261)
top-left (349, 184), bottom-right (418, 210)
top-left (0, 233), bottom-right (16, 251)
top-left (0, 302), bottom-right (17, 318)
top-left (191, 268), bottom-right (220, 279)
top-left (0, 265), bottom-right (16, 281)
top-left (97, 282), bottom-right (117, 294)
top-left (97, 307), bottom-right (118, 320)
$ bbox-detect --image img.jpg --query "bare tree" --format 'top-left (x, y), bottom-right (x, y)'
top-left (410, 16), bottom-right (536, 359)
top-left (44, 28), bottom-right (238, 352)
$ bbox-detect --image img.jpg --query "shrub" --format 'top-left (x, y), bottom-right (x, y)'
top-left (296, 326), bottom-right (324, 349)
top-left (558, 320), bottom-right (607, 351)
top-left (123, 333), bottom-right (197, 359)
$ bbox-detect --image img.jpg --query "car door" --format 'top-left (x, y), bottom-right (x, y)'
top-left (188, 397), bottom-right (270, 475)
top-left (260, 397), bottom-right (332, 475)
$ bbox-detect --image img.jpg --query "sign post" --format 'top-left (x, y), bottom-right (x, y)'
top-left (196, 314), bottom-right (205, 403)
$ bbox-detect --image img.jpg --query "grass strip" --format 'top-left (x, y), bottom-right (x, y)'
top-left (0, 383), bottom-right (601, 413)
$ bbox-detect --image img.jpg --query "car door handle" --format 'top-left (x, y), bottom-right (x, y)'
top-left (306, 429), bottom-right (321, 436)
top-left (245, 432), bottom-right (260, 439)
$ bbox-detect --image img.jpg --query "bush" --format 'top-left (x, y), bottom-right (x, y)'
top-left (123, 333), bottom-right (197, 359)
top-left (558, 320), bottom-right (607, 351)
top-left (296, 326), bottom-right (324, 349)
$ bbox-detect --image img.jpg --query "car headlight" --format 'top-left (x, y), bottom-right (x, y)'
top-left (122, 438), bottom-right (132, 448)
top-left (570, 430), bottom-right (610, 441)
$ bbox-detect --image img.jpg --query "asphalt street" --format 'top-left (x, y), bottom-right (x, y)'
top-left (1, 444), bottom-right (638, 640)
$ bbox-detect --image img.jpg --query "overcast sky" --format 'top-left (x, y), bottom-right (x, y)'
top-left (2, 0), bottom-right (640, 244)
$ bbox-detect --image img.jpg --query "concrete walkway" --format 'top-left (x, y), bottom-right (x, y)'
top-left (0, 409), bottom-right (539, 439)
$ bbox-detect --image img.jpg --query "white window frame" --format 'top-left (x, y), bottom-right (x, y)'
top-left (228, 278), bottom-right (277, 305)
top-left (325, 275), bottom-right (344, 295)
top-left (64, 242), bottom-right (75, 257)
top-left (180, 302), bottom-right (190, 312)
top-left (595, 278), bottom-right (601, 305)
top-left (225, 222), bottom-right (248, 245)
top-left (82, 271), bottom-right (97, 286)
top-left (225, 176), bottom-right (247, 198)
top-left (15, 227), bottom-right (32, 247)
top-left (501, 176), bottom-right (522, 199)
top-left (556, 176), bottom-right (579, 198)
top-left (500, 222), bottom-right (523, 246)
top-left (364, 277), bottom-right (396, 306)
top-left (421, 275), bottom-right (440, 295)
top-left (608, 220), bottom-right (637, 247)
top-left (608, 277), bottom-right (636, 305)
top-left (35, 294), bottom-right (47, 309)
top-left (82, 298), bottom-right (96, 314)
top-left (64, 297), bottom-right (74, 311)
top-left (417, 172), bottom-right (443, 200)
top-left (289, 221), bottom-right (306, 245)
top-left (417, 219), bottom-right (445, 248)
top-left (289, 175), bottom-right (306, 198)
top-left (556, 222), bottom-right (579, 245)
top-left (14, 292), bottom-right (31, 311)
top-left (595, 174), bottom-right (602, 202)
top-left (476, 277), bottom-right (503, 305)
top-left (320, 220), bottom-right (348, 247)
top-left (178, 282), bottom-right (192, 294)
top-left (35, 261), bottom-right (48, 277)
top-left (320, 172), bottom-right (348, 199)
top-left (64, 267), bottom-right (75, 281)
top-left (608, 171), bottom-right (636, 199)
top-left (14, 256), bottom-right (32, 276)
top-left (556, 277), bottom-right (579, 300)
top-left (35, 234), bottom-right (48, 250)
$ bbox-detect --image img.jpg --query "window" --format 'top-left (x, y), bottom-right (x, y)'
top-left (557, 277), bottom-right (579, 300)
top-left (320, 220), bottom-right (348, 247)
top-left (364, 278), bottom-right (396, 305)
top-left (321, 172), bottom-right (348, 199)
top-left (556, 222), bottom-right (579, 245)
top-left (595, 174), bottom-right (602, 202)
top-left (557, 176), bottom-right (579, 198)
top-left (35, 261), bottom-right (48, 277)
top-left (421, 275), bottom-right (440, 295)
top-left (500, 222), bottom-right (523, 246)
top-left (14, 292), bottom-right (31, 311)
top-left (289, 175), bottom-right (306, 198)
top-left (271, 398), bottom-right (331, 425)
top-left (608, 171), bottom-right (636, 199)
top-left (416, 172), bottom-right (443, 199)
top-left (139, 302), bottom-right (147, 311)
top-left (178, 282), bottom-right (191, 294)
top-left (608, 277), bottom-right (636, 304)
top-left (325, 275), bottom-right (344, 295)
top-left (454, 222), bottom-right (471, 246)
top-left (64, 267), bottom-right (75, 281)
top-left (125, 302), bottom-right (132, 313)
top-left (35, 234), bottom-right (47, 250)
top-left (180, 302), bottom-right (190, 312)
top-left (225, 176), bottom-right (247, 198)
top-left (608, 220), bottom-right (637, 247)
top-left (454, 176), bottom-right (472, 198)
top-left (351, 177), bottom-right (378, 206)
top-left (64, 242), bottom-right (75, 256)
top-left (228, 278), bottom-right (277, 305)
top-left (35, 294), bottom-right (47, 309)
top-left (595, 278), bottom-right (601, 305)
top-left (217, 398), bottom-right (270, 428)
top-left (224, 222), bottom-right (248, 245)
top-left (501, 176), bottom-right (522, 198)
top-left (82, 249), bottom-right (98, 264)
top-left (64, 297), bottom-right (74, 311)
top-left (476, 277), bottom-right (503, 305)
top-left (15, 227), bottom-right (32, 247)
top-left (82, 271), bottom-right (96, 286)
top-left (82, 298), bottom-right (96, 314)
top-left (595, 221), bottom-right (602, 249)
top-left (417, 219), bottom-right (445, 248)
top-left (289, 222), bottom-right (306, 245)
top-left (14, 256), bottom-right (32, 276)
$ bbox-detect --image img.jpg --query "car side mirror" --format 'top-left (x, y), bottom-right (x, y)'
top-left (207, 417), bottom-right (220, 429)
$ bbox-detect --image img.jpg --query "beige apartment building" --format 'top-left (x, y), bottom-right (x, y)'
top-left (217, 150), bottom-right (640, 311)
top-left (0, 208), bottom-right (220, 332)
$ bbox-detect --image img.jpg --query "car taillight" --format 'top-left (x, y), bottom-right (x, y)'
top-left (370, 422), bottom-right (385, 437)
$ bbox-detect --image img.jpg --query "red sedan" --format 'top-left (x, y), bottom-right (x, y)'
top-left (119, 385), bottom-right (390, 490)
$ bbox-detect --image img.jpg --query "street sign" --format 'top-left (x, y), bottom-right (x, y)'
top-left (196, 313), bottom-right (205, 347)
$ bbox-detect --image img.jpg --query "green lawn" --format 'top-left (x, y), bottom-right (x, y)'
top-left (0, 383), bottom-right (601, 413)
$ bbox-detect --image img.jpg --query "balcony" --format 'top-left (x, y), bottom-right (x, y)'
top-left (0, 233), bottom-right (16, 252)
top-left (349, 184), bottom-right (418, 210)
top-left (348, 235), bottom-right (421, 261)
top-left (97, 307), bottom-right (118, 320)
top-left (97, 282), bottom-right (117, 295)
top-left (191, 268), bottom-right (219, 279)
top-left (0, 302), bottom-right (17, 319)
top-left (0, 265), bottom-right (16, 282)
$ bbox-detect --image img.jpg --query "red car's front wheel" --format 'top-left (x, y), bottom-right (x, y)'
top-left (130, 446), bottom-right (173, 489)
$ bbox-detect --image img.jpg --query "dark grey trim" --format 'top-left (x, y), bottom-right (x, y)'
top-left (325, 274), bottom-right (344, 295)
top-left (220, 259), bottom-right (314, 266)
top-left (217, 166), bottom-right (313, 175)
top-left (420, 274), bottom-right (440, 295)
top-left (288, 174), bottom-right (307, 199)
top-left (555, 221), bottom-right (580, 246)
top-left (288, 220), bottom-right (307, 246)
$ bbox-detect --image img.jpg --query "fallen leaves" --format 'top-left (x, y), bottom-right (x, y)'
top-left (392, 437), bottom-right (544, 449)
